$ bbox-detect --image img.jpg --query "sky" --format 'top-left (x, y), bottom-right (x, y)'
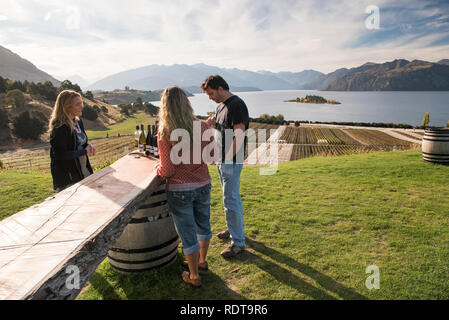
top-left (1, 0), bottom-right (448, 82)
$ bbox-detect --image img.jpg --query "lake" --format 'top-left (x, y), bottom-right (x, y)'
top-left (151, 90), bottom-right (449, 127)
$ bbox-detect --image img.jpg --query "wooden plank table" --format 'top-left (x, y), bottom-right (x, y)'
top-left (0, 153), bottom-right (160, 300)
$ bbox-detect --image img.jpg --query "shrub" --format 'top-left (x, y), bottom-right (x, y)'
top-left (101, 106), bottom-right (108, 113)
top-left (81, 105), bottom-right (99, 121)
top-left (422, 112), bottom-right (430, 128)
top-left (12, 110), bottom-right (47, 140)
top-left (0, 159), bottom-right (4, 169)
top-left (92, 105), bottom-right (101, 114)
top-left (6, 89), bottom-right (26, 108)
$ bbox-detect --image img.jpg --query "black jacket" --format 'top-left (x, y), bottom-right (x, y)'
top-left (50, 119), bottom-right (93, 191)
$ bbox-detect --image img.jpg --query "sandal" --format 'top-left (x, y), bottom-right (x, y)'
top-left (182, 271), bottom-right (201, 287)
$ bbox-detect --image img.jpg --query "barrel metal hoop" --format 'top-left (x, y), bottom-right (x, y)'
top-left (109, 235), bottom-right (179, 254)
top-left (422, 151), bottom-right (449, 156)
top-left (108, 244), bottom-right (178, 265)
top-left (109, 254), bottom-right (178, 273)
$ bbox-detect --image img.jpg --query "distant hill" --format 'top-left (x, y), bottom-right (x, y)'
top-left (300, 68), bottom-right (350, 90)
top-left (302, 59), bottom-right (449, 91)
top-left (259, 69), bottom-right (324, 88)
top-left (87, 63), bottom-right (323, 91)
top-left (0, 45), bottom-right (60, 86)
top-left (94, 90), bottom-right (164, 105)
top-left (437, 59), bottom-right (449, 66)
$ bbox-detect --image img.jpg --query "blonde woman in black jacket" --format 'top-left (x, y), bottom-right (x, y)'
top-left (49, 90), bottom-right (96, 191)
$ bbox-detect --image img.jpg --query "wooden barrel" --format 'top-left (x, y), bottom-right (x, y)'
top-left (108, 181), bottom-right (180, 273)
top-left (422, 128), bottom-right (449, 164)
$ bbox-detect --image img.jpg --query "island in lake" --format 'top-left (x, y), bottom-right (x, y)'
top-left (285, 95), bottom-right (341, 105)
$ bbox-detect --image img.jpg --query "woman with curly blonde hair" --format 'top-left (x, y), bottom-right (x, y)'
top-left (156, 86), bottom-right (215, 287)
top-left (49, 90), bottom-right (96, 191)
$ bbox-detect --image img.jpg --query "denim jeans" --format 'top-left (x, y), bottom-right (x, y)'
top-left (217, 163), bottom-right (245, 247)
top-left (166, 183), bottom-right (212, 255)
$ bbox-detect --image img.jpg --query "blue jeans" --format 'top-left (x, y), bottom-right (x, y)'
top-left (217, 163), bottom-right (245, 247)
top-left (167, 183), bottom-right (212, 255)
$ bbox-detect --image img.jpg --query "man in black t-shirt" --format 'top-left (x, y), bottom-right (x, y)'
top-left (202, 75), bottom-right (249, 258)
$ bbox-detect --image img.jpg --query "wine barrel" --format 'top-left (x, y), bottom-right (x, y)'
top-left (108, 181), bottom-right (180, 273)
top-left (422, 128), bottom-right (449, 164)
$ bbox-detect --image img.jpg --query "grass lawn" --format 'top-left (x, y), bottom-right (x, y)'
top-left (0, 170), bottom-right (55, 221)
top-left (85, 113), bottom-right (156, 139)
top-left (1, 149), bottom-right (448, 299)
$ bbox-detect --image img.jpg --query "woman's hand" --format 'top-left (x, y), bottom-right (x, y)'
top-left (206, 115), bottom-right (216, 128)
top-left (86, 144), bottom-right (96, 156)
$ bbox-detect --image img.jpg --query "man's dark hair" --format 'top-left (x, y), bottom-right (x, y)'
top-left (201, 75), bottom-right (229, 91)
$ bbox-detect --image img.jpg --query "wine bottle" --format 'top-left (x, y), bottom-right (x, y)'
top-left (138, 124), bottom-right (146, 152)
top-left (145, 124), bottom-right (153, 155)
top-left (134, 124), bottom-right (140, 148)
top-left (153, 121), bottom-right (159, 158)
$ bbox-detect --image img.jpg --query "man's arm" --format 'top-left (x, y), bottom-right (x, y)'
top-left (224, 123), bottom-right (246, 162)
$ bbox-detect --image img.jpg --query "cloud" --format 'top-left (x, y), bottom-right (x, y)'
top-left (0, 0), bottom-right (448, 79)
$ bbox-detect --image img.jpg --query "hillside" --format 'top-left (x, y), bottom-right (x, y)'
top-left (0, 45), bottom-right (60, 86)
top-left (0, 90), bottom-right (124, 148)
top-left (302, 59), bottom-right (449, 91)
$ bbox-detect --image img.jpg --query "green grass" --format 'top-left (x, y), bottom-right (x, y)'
top-left (85, 113), bottom-right (156, 139)
top-left (0, 170), bottom-right (55, 221)
top-left (1, 149), bottom-right (449, 299)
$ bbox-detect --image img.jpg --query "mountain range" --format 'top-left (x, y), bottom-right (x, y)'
top-left (86, 63), bottom-right (324, 92)
top-left (302, 59), bottom-right (449, 91)
top-left (0, 45), bottom-right (60, 86)
top-left (1, 44), bottom-right (448, 92)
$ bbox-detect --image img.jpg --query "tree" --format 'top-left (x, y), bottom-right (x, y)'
top-left (85, 91), bottom-right (94, 101)
top-left (422, 112), bottom-right (430, 128)
top-left (134, 97), bottom-right (143, 110)
top-left (81, 105), bottom-right (99, 121)
top-left (12, 110), bottom-right (47, 140)
top-left (9, 80), bottom-right (26, 92)
top-left (118, 103), bottom-right (133, 116)
top-left (59, 80), bottom-right (82, 94)
top-left (143, 102), bottom-right (159, 115)
top-left (6, 89), bottom-right (26, 108)
top-left (101, 105), bottom-right (108, 113)
top-left (27, 81), bottom-right (58, 102)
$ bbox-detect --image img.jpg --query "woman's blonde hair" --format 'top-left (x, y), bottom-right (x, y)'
top-left (49, 90), bottom-right (82, 132)
top-left (158, 86), bottom-right (197, 145)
